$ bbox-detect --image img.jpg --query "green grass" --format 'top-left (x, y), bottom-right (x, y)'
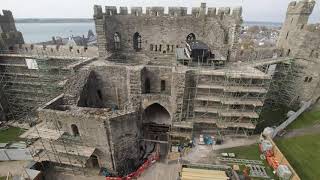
top-left (286, 107), bottom-right (320, 130)
top-left (222, 144), bottom-right (261, 160)
top-left (219, 144), bottom-right (277, 179)
top-left (276, 133), bottom-right (320, 180)
top-left (0, 127), bottom-right (25, 143)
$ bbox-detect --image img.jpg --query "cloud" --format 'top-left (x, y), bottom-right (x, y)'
top-left (1, 0), bottom-right (319, 23)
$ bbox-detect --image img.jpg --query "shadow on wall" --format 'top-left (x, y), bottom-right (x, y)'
top-left (142, 103), bottom-right (170, 125)
top-left (77, 71), bottom-right (105, 108)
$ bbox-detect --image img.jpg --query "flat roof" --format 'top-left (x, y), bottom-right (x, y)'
top-left (181, 167), bottom-right (228, 180)
top-left (199, 66), bottom-right (271, 80)
top-left (20, 122), bottom-right (64, 140)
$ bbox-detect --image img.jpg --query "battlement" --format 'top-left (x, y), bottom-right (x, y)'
top-left (0, 10), bottom-right (14, 22)
top-left (93, 3), bottom-right (242, 19)
top-left (287, 0), bottom-right (315, 15)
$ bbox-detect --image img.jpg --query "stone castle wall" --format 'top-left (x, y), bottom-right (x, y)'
top-left (94, 3), bottom-right (242, 61)
top-left (277, 0), bottom-right (320, 104)
top-left (38, 108), bottom-right (114, 169)
top-left (11, 44), bottom-right (98, 58)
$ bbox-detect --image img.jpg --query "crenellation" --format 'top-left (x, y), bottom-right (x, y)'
top-left (287, 0), bottom-right (315, 15)
top-left (168, 7), bottom-right (188, 16)
top-left (119, 7), bottom-right (128, 15)
top-left (217, 7), bottom-right (231, 17)
top-left (146, 7), bottom-right (165, 16)
top-left (105, 6), bottom-right (117, 16)
top-left (191, 7), bottom-right (201, 17)
top-left (232, 7), bottom-right (242, 18)
top-left (92, 4), bottom-right (241, 19)
top-left (93, 5), bottom-right (103, 19)
top-left (207, 8), bottom-right (216, 17)
top-left (131, 7), bottom-right (143, 16)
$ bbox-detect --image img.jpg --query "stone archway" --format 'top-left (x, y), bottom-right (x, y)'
top-left (141, 103), bottom-right (171, 157)
top-left (89, 155), bottom-right (100, 168)
top-left (142, 103), bottom-right (170, 125)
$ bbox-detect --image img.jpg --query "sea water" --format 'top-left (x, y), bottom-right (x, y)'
top-left (16, 22), bottom-right (95, 43)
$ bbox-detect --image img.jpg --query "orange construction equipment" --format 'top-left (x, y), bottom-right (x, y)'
top-left (266, 156), bottom-right (279, 170)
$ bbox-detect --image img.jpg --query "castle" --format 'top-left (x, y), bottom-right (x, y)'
top-left (0, 0), bottom-right (319, 176)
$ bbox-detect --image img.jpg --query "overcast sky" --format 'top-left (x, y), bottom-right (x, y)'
top-left (1, 0), bottom-right (319, 22)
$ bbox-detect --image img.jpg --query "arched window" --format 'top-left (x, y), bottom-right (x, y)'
top-left (114, 32), bottom-right (121, 50)
top-left (133, 32), bottom-right (142, 51)
top-left (71, 124), bottom-right (80, 136)
top-left (145, 78), bottom-right (151, 93)
top-left (287, 49), bottom-right (291, 56)
top-left (186, 33), bottom-right (196, 42)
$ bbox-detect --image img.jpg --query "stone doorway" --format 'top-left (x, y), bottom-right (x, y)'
top-left (142, 103), bottom-right (171, 157)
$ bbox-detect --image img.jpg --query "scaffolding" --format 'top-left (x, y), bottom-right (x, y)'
top-left (175, 53), bottom-right (293, 138)
top-left (0, 51), bottom-right (98, 175)
top-left (0, 54), bottom-right (73, 121)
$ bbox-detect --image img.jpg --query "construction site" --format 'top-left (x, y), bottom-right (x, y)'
top-left (0, 0), bottom-right (319, 179)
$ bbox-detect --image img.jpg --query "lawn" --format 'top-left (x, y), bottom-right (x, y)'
top-left (276, 133), bottom-right (320, 180)
top-left (219, 144), bottom-right (277, 179)
top-left (221, 144), bottom-right (261, 160)
top-left (286, 107), bottom-right (320, 130)
top-left (0, 127), bottom-right (25, 143)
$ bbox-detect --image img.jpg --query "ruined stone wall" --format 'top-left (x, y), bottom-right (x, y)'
top-left (12, 44), bottom-right (98, 58)
top-left (38, 108), bottom-right (114, 169)
top-left (108, 112), bottom-right (140, 175)
top-left (141, 66), bottom-right (172, 95)
top-left (67, 65), bottom-right (129, 109)
top-left (94, 4), bottom-right (242, 61)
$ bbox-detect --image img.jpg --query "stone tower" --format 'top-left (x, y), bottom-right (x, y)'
top-left (277, 0), bottom-right (320, 104)
top-left (0, 10), bottom-right (24, 50)
top-left (277, 0), bottom-right (316, 49)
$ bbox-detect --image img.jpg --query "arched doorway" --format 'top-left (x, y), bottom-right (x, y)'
top-left (142, 103), bottom-right (171, 158)
top-left (71, 124), bottom-right (80, 136)
top-left (143, 103), bottom-right (170, 125)
top-left (90, 155), bottom-right (100, 168)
